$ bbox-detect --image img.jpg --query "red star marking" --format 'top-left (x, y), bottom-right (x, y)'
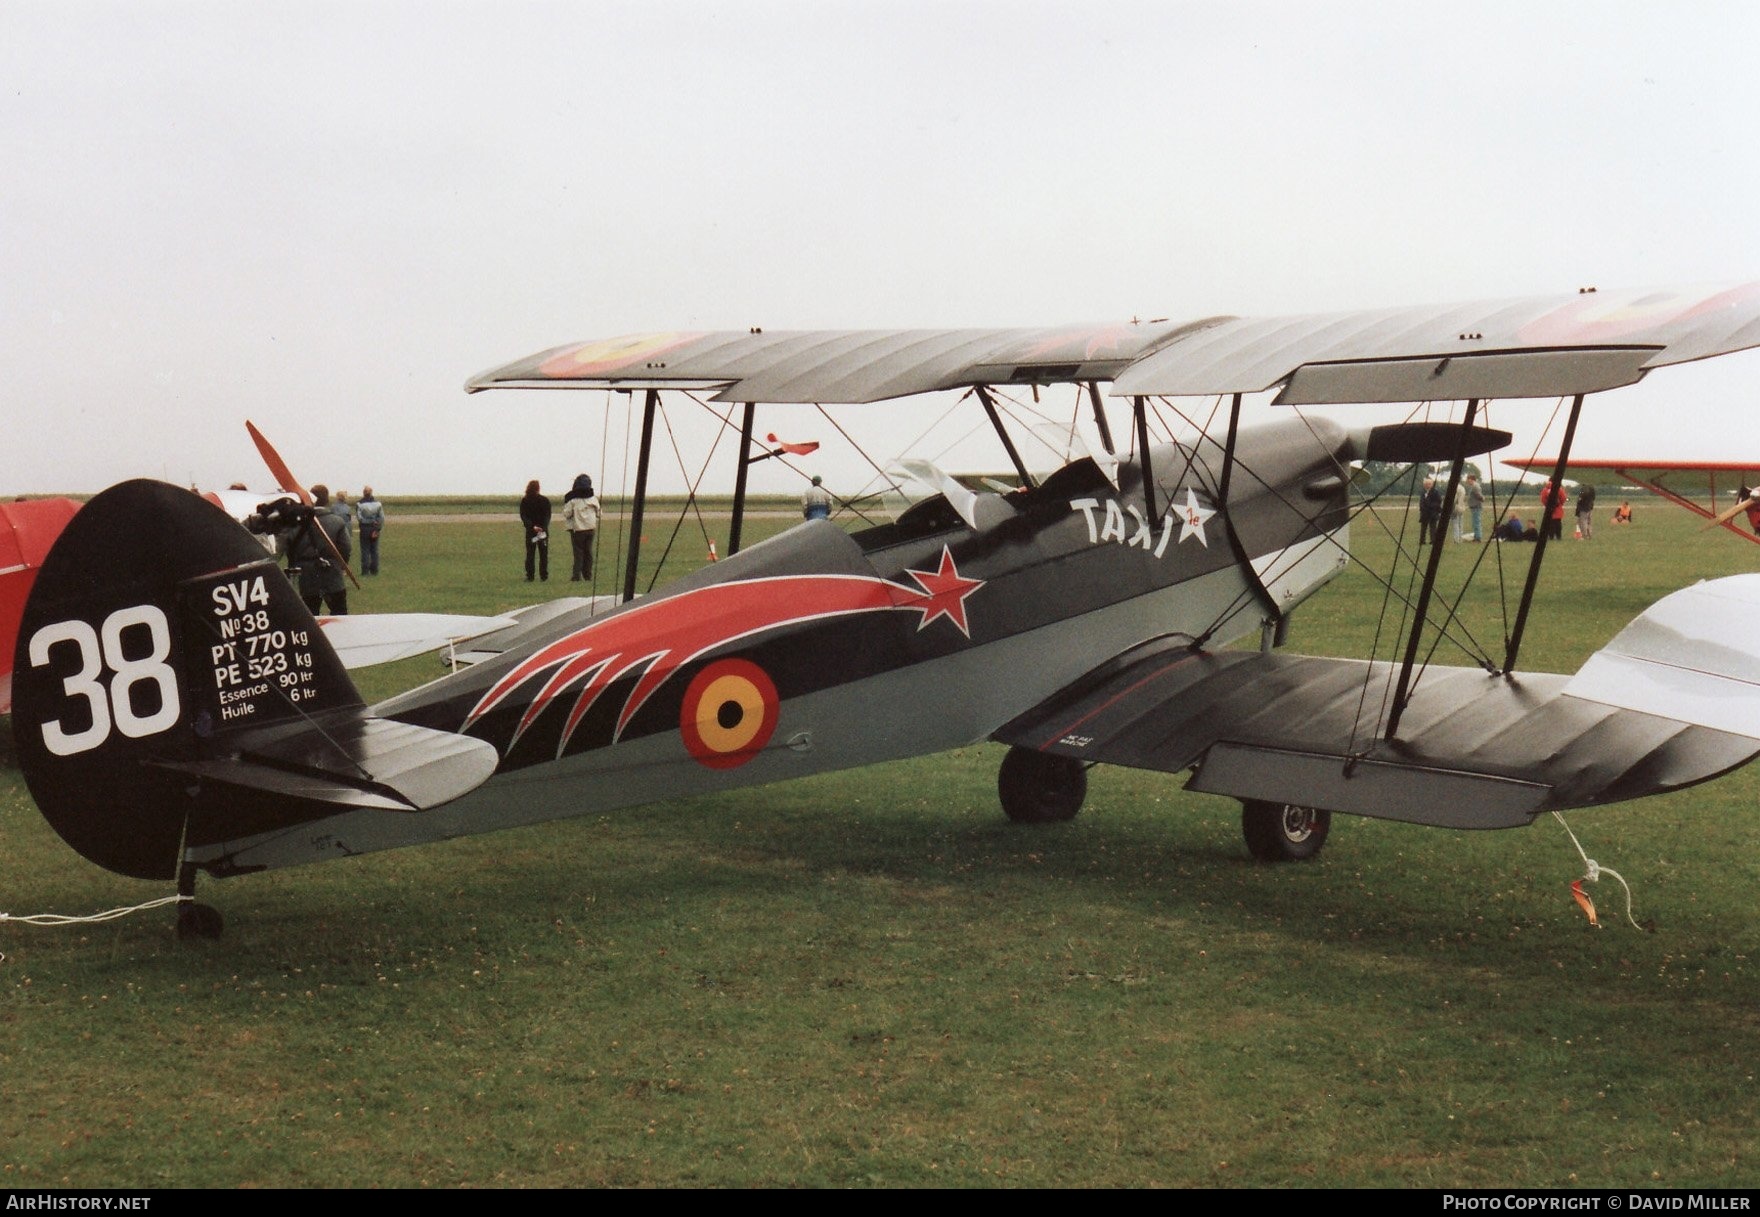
top-left (904, 546), bottom-right (985, 637)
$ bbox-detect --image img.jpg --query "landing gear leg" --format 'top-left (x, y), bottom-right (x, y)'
top-left (998, 746), bottom-right (1088, 824)
top-left (175, 862), bottom-right (224, 940)
top-left (1240, 800), bottom-right (1331, 862)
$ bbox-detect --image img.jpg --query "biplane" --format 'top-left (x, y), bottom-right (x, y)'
top-left (14, 282), bottom-right (1760, 937)
top-left (1505, 458), bottom-right (1760, 540)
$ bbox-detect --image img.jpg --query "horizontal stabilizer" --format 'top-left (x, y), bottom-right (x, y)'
top-left (319, 612), bottom-right (518, 668)
top-left (1565, 575), bottom-right (1760, 740)
top-left (442, 596), bottom-right (617, 667)
top-left (155, 714), bottom-right (498, 814)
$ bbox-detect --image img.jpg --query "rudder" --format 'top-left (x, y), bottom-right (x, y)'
top-left (10, 480), bottom-right (367, 879)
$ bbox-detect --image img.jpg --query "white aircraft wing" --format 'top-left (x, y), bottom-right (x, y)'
top-left (994, 575), bottom-right (1760, 829)
top-left (1112, 282), bottom-right (1760, 403)
top-left (472, 284), bottom-right (1760, 409)
top-left (464, 321), bottom-right (1214, 403)
top-left (317, 613), bottom-right (518, 669)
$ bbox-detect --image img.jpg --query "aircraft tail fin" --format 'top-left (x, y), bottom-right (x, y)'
top-left (10, 480), bottom-right (496, 880)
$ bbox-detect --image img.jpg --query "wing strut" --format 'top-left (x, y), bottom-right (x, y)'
top-left (622, 388), bottom-right (659, 603)
top-left (728, 401), bottom-right (757, 555)
top-left (1502, 392), bottom-right (1586, 674)
top-left (1217, 392), bottom-right (1243, 508)
top-left (1086, 381), bottom-right (1115, 455)
top-left (1191, 393), bottom-right (1268, 650)
top-left (973, 386), bottom-right (1035, 489)
top-left (1385, 398), bottom-right (1481, 739)
top-left (1133, 396), bottom-right (1156, 521)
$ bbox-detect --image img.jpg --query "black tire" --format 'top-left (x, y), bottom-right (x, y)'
top-left (998, 747), bottom-right (1087, 824)
top-left (176, 902), bottom-right (225, 940)
top-left (1241, 800), bottom-right (1331, 862)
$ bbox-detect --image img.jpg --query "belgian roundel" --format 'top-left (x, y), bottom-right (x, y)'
top-left (679, 658), bottom-right (780, 770)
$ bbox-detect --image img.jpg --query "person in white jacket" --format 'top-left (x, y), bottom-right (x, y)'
top-left (562, 473), bottom-right (602, 582)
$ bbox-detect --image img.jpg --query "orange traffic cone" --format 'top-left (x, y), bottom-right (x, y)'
top-left (708, 539), bottom-right (719, 562)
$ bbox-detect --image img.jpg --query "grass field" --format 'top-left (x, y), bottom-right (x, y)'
top-left (4, 499), bottom-right (1760, 1187)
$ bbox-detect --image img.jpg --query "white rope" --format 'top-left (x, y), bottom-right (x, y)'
top-left (1551, 810), bottom-right (1643, 930)
top-left (0, 894), bottom-right (189, 928)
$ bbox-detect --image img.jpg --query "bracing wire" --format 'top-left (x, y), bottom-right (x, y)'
top-left (643, 395), bottom-right (735, 593)
top-left (591, 388), bottom-right (614, 610)
top-left (1488, 394), bottom-right (1568, 655)
top-left (612, 392), bottom-right (633, 596)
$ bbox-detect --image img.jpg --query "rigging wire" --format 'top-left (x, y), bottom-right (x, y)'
top-left (592, 388), bottom-right (614, 610)
top-left (1146, 395), bottom-right (1226, 496)
top-left (612, 391), bottom-right (633, 599)
top-left (1148, 395), bottom-right (1496, 675)
top-left (814, 404), bottom-right (907, 503)
top-left (1349, 464), bottom-right (1421, 754)
top-left (665, 393), bottom-right (890, 526)
top-left (837, 391), bottom-right (968, 509)
top-left (1487, 394), bottom-right (1568, 659)
top-left (643, 396), bottom-right (735, 593)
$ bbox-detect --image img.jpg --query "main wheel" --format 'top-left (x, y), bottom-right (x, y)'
top-left (998, 747), bottom-right (1087, 824)
top-left (1240, 800), bottom-right (1331, 862)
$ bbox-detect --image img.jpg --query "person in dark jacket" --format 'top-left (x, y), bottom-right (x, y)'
top-left (355, 487), bottom-right (385, 575)
top-left (521, 479), bottom-right (552, 582)
top-left (1417, 477), bottom-right (1442, 546)
top-left (284, 484), bottom-right (351, 614)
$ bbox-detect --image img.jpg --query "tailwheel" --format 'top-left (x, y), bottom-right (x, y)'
top-left (1240, 800), bottom-right (1331, 862)
top-left (998, 746), bottom-right (1087, 824)
top-left (174, 862), bottom-right (224, 939)
top-left (176, 902), bottom-right (225, 940)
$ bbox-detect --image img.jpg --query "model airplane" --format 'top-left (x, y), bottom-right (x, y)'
top-left (1505, 458), bottom-right (1760, 540)
top-left (15, 282), bottom-right (1760, 937)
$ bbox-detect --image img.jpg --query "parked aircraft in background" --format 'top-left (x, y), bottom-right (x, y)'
top-left (1506, 458), bottom-right (1760, 540)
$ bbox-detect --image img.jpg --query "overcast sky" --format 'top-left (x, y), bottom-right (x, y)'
top-left (5, 1), bottom-right (1759, 499)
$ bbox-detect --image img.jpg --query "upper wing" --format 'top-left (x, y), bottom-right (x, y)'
top-left (465, 321), bottom-right (1216, 403)
top-left (994, 576), bottom-right (1760, 830)
top-left (1505, 457), bottom-right (1760, 489)
top-left (470, 283), bottom-right (1760, 408)
top-left (1111, 282), bottom-right (1760, 403)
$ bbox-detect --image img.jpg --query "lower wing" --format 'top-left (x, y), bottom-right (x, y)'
top-left (995, 576), bottom-right (1760, 829)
